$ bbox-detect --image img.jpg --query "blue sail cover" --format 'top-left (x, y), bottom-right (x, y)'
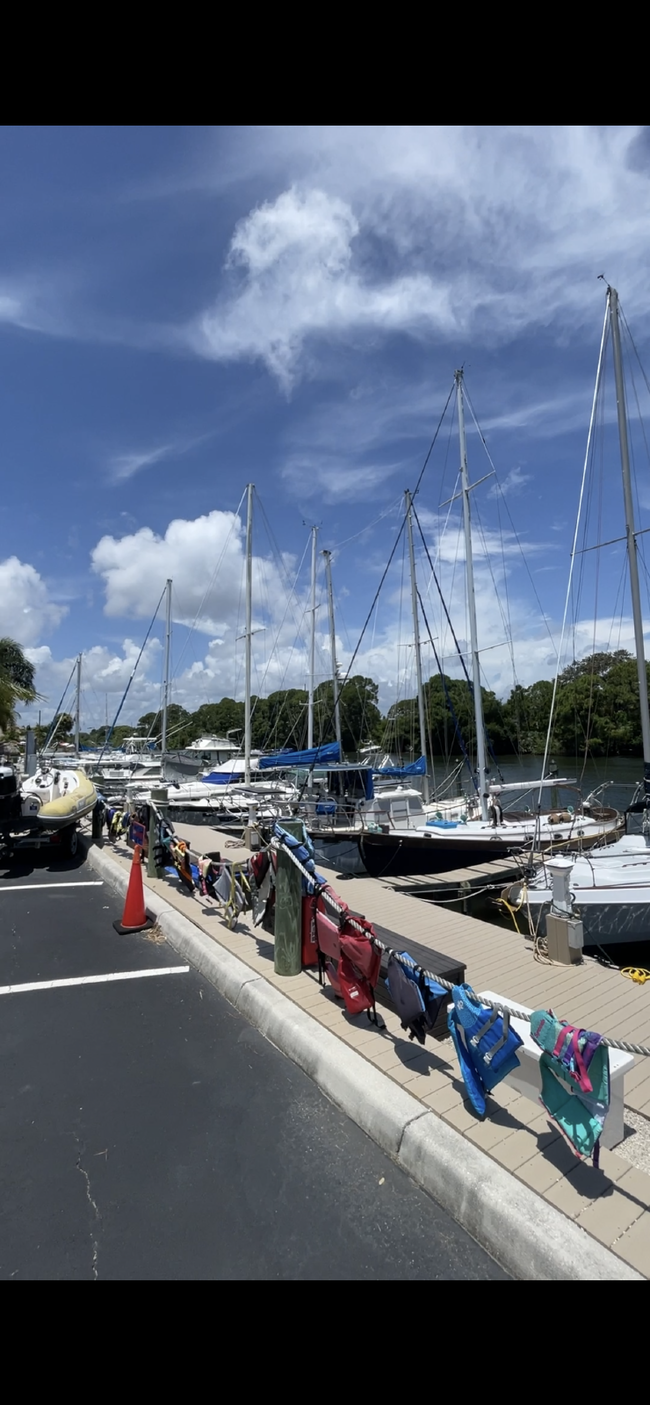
top-left (258, 742), bottom-right (341, 770)
top-left (375, 755), bottom-right (427, 778)
top-left (202, 771), bottom-right (246, 785)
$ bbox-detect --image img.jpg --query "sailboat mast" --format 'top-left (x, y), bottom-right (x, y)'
top-left (609, 287), bottom-right (650, 795)
top-left (308, 526), bottom-right (318, 751)
top-left (405, 490), bottom-right (430, 804)
top-left (456, 369), bottom-right (489, 820)
top-left (244, 483), bottom-right (254, 785)
top-left (323, 549), bottom-right (342, 753)
top-left (74, 653), bottom-right (81, 753)
top-left (161, 578), bottom-right (172, 753)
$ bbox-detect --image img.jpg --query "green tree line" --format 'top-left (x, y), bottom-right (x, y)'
top-left (0, 638), bottom-right (38, 736)
top-left (81, 650), bottom-right (650, 759)
top-left (80, 677), bottom-right (385, 755)
top-left (4, 636), bottom-right (648, 761)
top-left (385, 651), bottom-right (650, 759)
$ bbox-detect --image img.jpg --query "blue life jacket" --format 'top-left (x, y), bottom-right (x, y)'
top-left (448, 985), bottom-right (523, 1118)
top-left (386, 951), bottom-right (447, 1045)
top-left (273, 821), bottom-right (326, 892)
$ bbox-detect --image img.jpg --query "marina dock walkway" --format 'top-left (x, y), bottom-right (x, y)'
top-left (99, 821), bottom-right (650, 1277)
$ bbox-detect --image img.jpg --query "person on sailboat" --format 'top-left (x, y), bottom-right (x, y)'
top-left (487, 787), bottom-right (504, 828)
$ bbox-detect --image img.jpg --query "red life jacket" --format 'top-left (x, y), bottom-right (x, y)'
top-left (313, 887), bottom-right (382, 1023)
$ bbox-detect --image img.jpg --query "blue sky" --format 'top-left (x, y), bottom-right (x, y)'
top-left (2, 125), bottom-right (650, 734)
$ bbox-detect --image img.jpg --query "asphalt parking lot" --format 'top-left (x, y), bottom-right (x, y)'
top-left (0, 844), bottom-right (507, 1280)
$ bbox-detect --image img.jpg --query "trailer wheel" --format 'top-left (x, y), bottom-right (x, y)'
top-left (61, 825), bottom-right (79, 858)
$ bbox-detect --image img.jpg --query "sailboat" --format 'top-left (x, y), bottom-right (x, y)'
top-left (357, 371), bottom-right (622, 878)
top-left (87, 581), bottom-right (240, 798)
top-left (507, 285), bottom-right (650, 945)
top-left (157, 487), bottom-right (307, 824)
top-left (252, 534), bottom-right (437, 871)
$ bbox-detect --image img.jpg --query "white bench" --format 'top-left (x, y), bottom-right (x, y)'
top-left (473, 991), bottom-right (634, 1150)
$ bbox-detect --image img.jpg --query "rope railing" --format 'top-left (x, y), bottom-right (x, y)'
top-left (112, 796), bottom-right (650, 1060)
top-left (269, 832), bottom-right (650, 1060)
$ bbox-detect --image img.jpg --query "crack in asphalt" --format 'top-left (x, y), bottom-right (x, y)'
top-left (75, 1140), bottom-right (100, 1280)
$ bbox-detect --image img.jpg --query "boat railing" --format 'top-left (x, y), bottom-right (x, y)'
top-left (298, 795), bottom-right (423, 834)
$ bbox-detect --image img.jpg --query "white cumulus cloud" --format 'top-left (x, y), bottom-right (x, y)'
top-left (23, 641), bottom-right (164, 729)
top-left (183, 127), bottom-right (650, 392)
top-left (0, 556), bottom-right (67, 646)
top-left (192, 186), bottom-right (453, 392)
top-left (92, 509), bottom-right (255, 632)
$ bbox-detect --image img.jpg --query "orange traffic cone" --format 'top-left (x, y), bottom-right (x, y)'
top-left (113, 844), bottom-right (155, 934)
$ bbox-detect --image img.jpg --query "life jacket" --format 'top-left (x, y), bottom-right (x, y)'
top-left (109, 808), bottom-right (129, 840)
top-left (170, 839), bottom-right (194, 893)
top-left (313, 885), bottom-right (342, 970)
top-left (312, 890), bottom-right (382, 1023)
top-left (199, 856), bottom-right (221, 899)
top-left (385, 951), bottom-right (447, 1045)
top-left (530, 1010), bottom-right (610, 1166)
top-left (531, 1011), bottom-right (604, 1093)
top-left (339, 930), bottom-right (382, 988)
top-left (336, 953), bottom-right (375, 1016)
top-left (448, 985), bottom-right (523, 1119)
top-left (256, 849), bottom-right (278, 933)
top-left (151, 821), bottom-right (173, 872)
top-left (338, 927), bottom-right (382, 1020)
top-left (249, 849), bottom-right (270, 889)
top-left (273, 820), bottom-right (317, 873)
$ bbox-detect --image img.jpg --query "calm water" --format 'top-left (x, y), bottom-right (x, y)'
top-left (424, 752), bottom-right (644, 818)
top-left (420, 754), bottom-right (650, 969)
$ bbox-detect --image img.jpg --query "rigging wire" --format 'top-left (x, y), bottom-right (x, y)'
top-left (494, 485), bottom-right (518, 695)
top-left (330, 494), bottom-right (403, 551)
top-left (247, 530), bottom-right (318, 745)
top-left (172, 488), bottom-right (247, 679)
top-left (411, 501), bottom-right (503, 779)
top-left (96, 583), bottom-right (167, 768)
top-left (39, 658), bottom-right (78, 753)
top-left (620, 318), bottom-right (650, 619)
top-left (535, 297), bottom-right (610, 824)
top-left (294, 384), bottom-right (456, 796)
top-left (579, 382), bottom-right (606, 783)
top-left (463, 386), bottom-right (559, 656)
top-left (416, 587), bottom-right (477, 787)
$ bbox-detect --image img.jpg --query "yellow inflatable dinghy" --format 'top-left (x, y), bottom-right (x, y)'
top-left (21, 768), bottom-right (98, 830)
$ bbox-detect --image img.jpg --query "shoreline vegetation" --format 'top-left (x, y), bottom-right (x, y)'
top-left (65, 650), bottom-right (650, 762)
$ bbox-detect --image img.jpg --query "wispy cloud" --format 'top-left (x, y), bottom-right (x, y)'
top-left (0, 279), bottom-right (58, 336)
top-left (108, 444), bottom-right (175, 484)
top-left (107, 434), bottom-right (210, 484)
top-left (189, 186), bottom-right (454, 394)
top-left (277, 373), bottom-right (454, 504)
top-left (5, 128), bottom-right (650, 393)
top-left (489, 466), bottom-right (532, 498)
top-left (0, 292), bottom-right (25, 323)
top-left (281, 454), bottom-right (404, 504)
top-left (183, 127), bottom-right (650, 390)
top-left (0, 269), bottom-right (98, 341)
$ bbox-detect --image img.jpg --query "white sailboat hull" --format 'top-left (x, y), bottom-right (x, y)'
top-left (509, 834), bottom-right (650, 944)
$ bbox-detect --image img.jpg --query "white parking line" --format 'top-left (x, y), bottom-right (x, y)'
top-left (0, 966), bottom-right (190, 996)
top-left (0, 882), bottom-right (104, 893)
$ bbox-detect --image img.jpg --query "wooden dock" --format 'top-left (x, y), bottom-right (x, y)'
top-left (172, 820), bottom-right (650, 1118)
top-left (100, 819), bottom-right (650, 1274)
top-left (381, 856), bottom-right (524, 896)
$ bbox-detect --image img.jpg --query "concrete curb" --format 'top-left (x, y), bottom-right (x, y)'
top-left (87, 841), bottom-right (644, 1281)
